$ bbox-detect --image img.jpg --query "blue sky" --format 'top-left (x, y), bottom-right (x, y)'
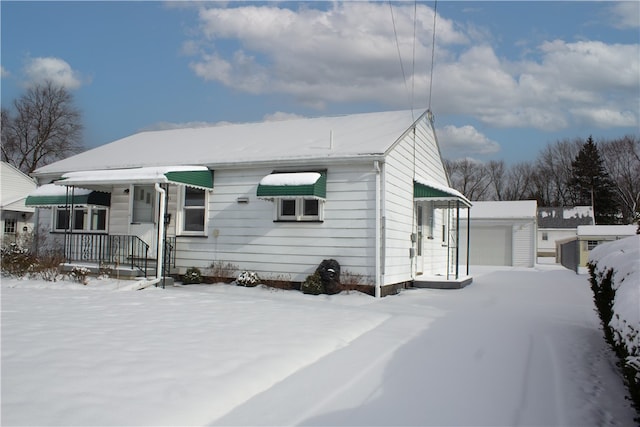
top-left (2, 1), bottom-right (638, 164)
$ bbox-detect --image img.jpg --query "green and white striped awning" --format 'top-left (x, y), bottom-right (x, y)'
top-left (56, 166), bottom-right (214, 190)
top-left (257, 171), bottom-right (326, 199)
top-left (414, 180), bottom-right (472, 207)
top-left (25, 184), bottom-right (111, 207)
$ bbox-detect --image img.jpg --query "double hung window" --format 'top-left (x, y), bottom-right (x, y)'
top-left (179, 186), bottom-right (207, 235)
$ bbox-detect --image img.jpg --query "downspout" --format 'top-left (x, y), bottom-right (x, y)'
top-left (374, 160), bottom-right (382, 298)
top-left (154, 183), bottom-right (166, 281)
top-left (455, 201), bottom-right (460, 279)
top-left (466, 206), bottom-right (471, 276)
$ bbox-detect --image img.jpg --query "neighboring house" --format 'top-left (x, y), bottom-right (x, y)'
top-left (537, 206), bottom-right (594, 258)
top-left (1, 162), bottom-right (37, 246)
top-left (27, 110), bottom-right (472, 296)
top-left (558, 224), bottom-right (637, 274)
top-left (459, 200), bottom-right (537, 268)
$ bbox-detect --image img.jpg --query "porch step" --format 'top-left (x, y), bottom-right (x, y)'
top-left (413, 276), bottom-right (473, 289)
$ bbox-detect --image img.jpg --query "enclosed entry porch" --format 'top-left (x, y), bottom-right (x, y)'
top-left (412, 180), bottom-right (472, 289)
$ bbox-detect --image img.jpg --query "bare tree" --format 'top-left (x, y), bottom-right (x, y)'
top-left (601, 135), bottom-right (640, 223)
top-left (534, 138), bottom-right (582, 206)
top-left (486, 160), bottom-right (506, 200)
top-left (1, 81), bottom-right (83, 174)
top-left (445, 158), bottom-right (491, 201)
top-left (503, 161), bottom-right (536, 201)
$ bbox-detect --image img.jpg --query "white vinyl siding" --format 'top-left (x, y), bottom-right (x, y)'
top-left (382, 117), bottom-right (452, 284)
top-left (172, 165), bottom-right (376, 282)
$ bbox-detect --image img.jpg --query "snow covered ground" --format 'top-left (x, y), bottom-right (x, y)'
top-left (2, 264), bottom-right (637, 426)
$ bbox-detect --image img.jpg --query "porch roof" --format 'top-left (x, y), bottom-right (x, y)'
top-left (25, 184), bottom-right (111, 207)
top-left (413, 180), bottom-right (472, 208)
top-left (257, 171), bottom-right (326, 199)
top-left (55, 166), bottom-right (214, 190)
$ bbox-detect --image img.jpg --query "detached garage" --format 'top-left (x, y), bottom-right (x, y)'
top-left (460, 200), bottom-right (538, 268)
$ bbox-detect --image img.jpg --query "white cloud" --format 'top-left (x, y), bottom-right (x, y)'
top-left (263, 112), bottom-right (306, 122)
top-left (1, 66), bottom-right (9, 78)
top-left (570, 108), bottom-right (638, 128)
top-left (184, 3), bottom-right (639, 132)
top-left (23, 57), bottom-right (83, 90)
top-left (139, 121), bottom-right (229, 132)
top-left (437, 125), bottom-right (500, 155)
top-left (188, 2), bottom-right (465, 108)
top-left (608, 2), bottom-right (640, 29)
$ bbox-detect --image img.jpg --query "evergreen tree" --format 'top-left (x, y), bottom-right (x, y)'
top-left (569, 136), bottom-right (620, 224)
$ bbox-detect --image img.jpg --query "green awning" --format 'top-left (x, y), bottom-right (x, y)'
top-left (257, 172), bottom-right (326, 199)
top-left (57, 166), bottom-right (214, 190)
top-left (414, 180), bottom-right (471, 207)
top-left (26, 184), bottom-right (111, 207)
top-left (164, 170), bottom-right (213, 189)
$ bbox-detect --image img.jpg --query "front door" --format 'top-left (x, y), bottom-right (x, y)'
top-left (130, 185), bottom-right (157, 256)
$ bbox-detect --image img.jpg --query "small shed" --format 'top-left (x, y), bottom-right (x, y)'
top-left (561, 225), bottom-right (637, 274)
top-left (1, 162), bottom-right (37, 245)
top-left (460, 200), bottom-right (537, 268)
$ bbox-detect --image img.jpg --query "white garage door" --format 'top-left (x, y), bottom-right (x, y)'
top-left (470, 226), bottom-right (512, 266)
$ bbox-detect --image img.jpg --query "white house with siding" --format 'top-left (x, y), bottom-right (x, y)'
top-left (1, 161), bottom-right (37, 245)
top-left (459, 200), bottom-right (537, 268)
top-left (28, 110), bottom-right (471, 296)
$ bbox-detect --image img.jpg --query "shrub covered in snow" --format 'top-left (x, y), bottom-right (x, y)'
top-left (70, 266), bottom-right (91, 285)
top-left (588, 235), bottom-right (640, 417)
top-left (236, 271), bottom-right (260, 287)
top-left (1, 243), bottom-right (37, 277)
top-left (182, 267), bottom-right (203, 285)
top-left (301, 272), bottom-right (324, 295)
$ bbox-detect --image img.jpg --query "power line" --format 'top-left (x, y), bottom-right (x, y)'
top-left (428, 0), bottom-right (438, 111)
top-left (389, 1), bottom-right (413, 119)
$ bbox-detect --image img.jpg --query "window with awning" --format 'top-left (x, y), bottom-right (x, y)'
top-left (257, 171), bottom-right (326, 199)
top-left (257, 171), bottom-right (326, 222)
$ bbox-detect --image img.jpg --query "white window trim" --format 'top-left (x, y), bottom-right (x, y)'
top-left (51, 205), bottom-right (109, 233)
top-left (275, 197), bottom-right (324, 222)
top-left (176, 186), bottom-right (209, 236)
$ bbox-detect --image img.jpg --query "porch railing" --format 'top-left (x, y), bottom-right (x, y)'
top-left (63, 233), bottom-right (149, 276)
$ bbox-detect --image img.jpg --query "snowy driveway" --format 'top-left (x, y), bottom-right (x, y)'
top-left (2, 266), bottom-right (637, 426)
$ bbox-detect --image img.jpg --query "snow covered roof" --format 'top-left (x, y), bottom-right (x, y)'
top-left (461, 200), bottom-right (537, 219)
top-left (33, 110), bottom-right (422, 177)
top-left (577, 225), bottom-right (637, 237)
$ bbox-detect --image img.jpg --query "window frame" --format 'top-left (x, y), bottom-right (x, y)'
top-left (4, 217), bottom-right (16, 234)
top-left (177, 186), bottom-right (208, 236)
top-left (275, 197), bottom-right (323, 222)
top-left (587, 240), bottom-right (599, 251)
top-left (52, 206), bottom-right (109, 233)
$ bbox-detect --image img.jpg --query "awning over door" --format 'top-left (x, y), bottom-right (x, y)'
top-left (55, 166), bottom-right (214, 190)
top-left (25, 184), bottom-right (111, 207)
top-left (413, 179), bottom-right (471, 207)
top-left (257, 171), bottom-right (326, 199)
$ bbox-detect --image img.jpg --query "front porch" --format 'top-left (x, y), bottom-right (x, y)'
top-left (55, 233), bottom-right (177, 281)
